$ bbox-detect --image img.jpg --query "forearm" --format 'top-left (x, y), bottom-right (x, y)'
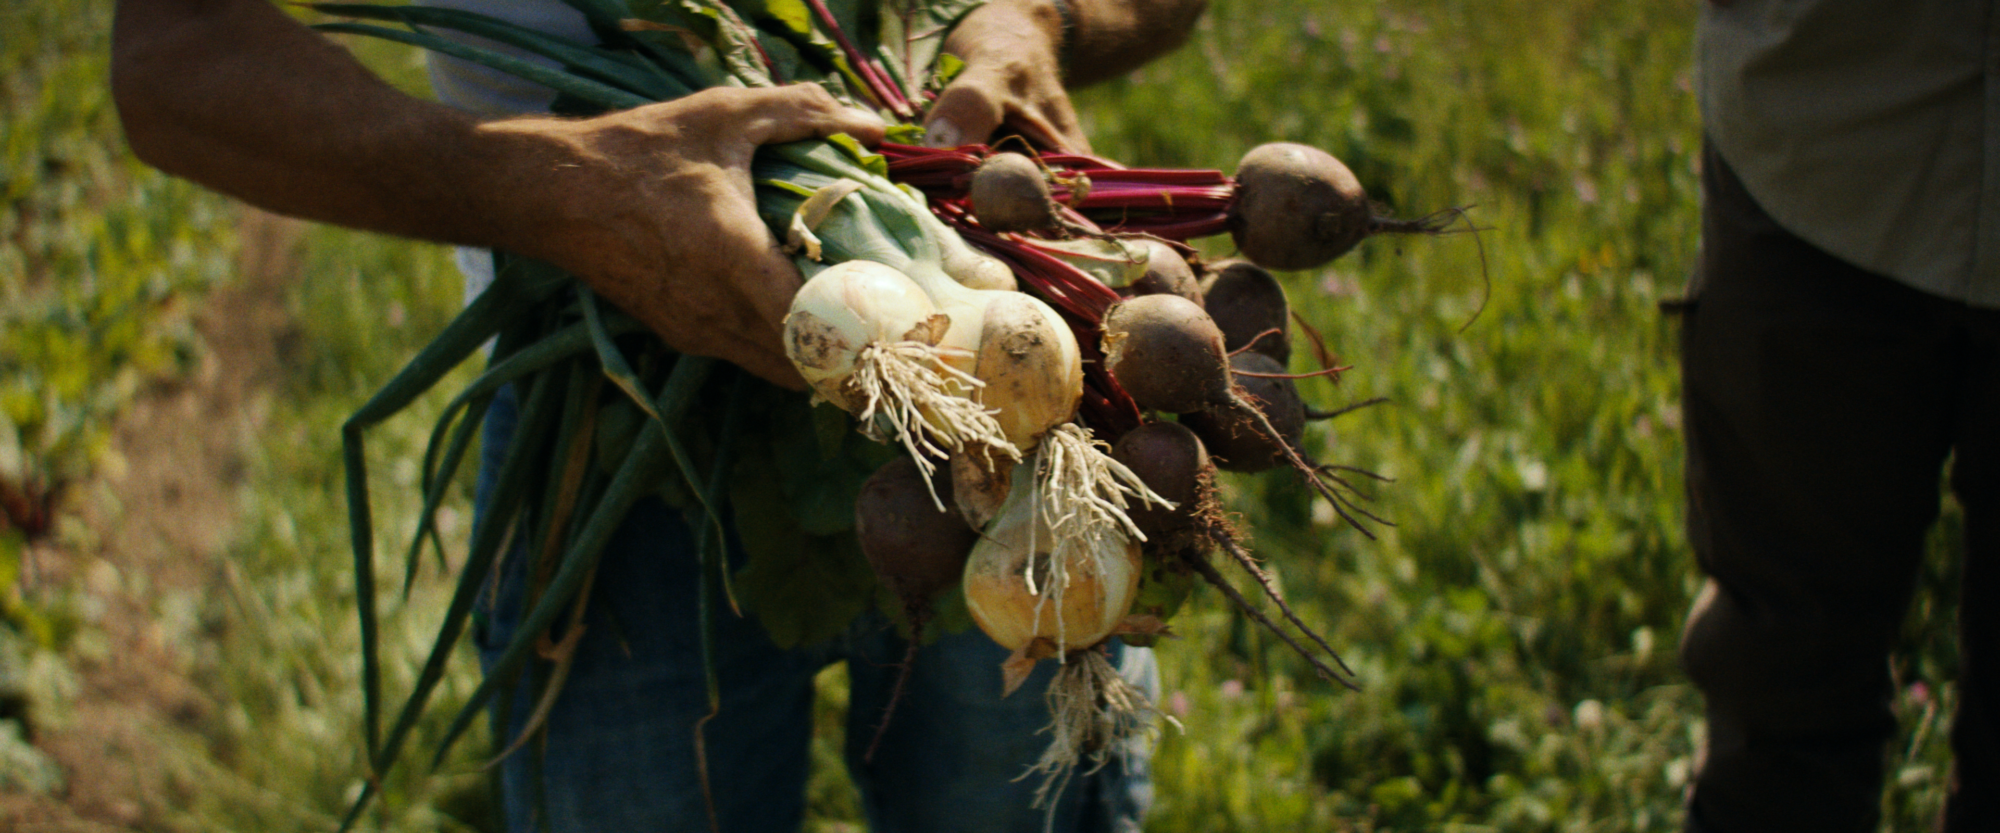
top-left (111, 0), bottom-right (550, 255)
top-left (1063, 0), bottom-right (1209, 86)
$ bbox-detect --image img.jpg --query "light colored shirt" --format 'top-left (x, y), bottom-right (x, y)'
top-left (415, 0), bottom-right (596, 298)
top-left (417, 0), bottom-right (596, 116)
top-left (1699, 0), bottom-right (2000, 308)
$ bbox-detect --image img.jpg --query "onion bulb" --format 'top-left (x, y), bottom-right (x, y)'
top-left (783, 260), bottom-right (1018, 495)
top-left (961, 459), bottom-right (1143, 665)
top-left (960, 425), bottom-right (1169, 688)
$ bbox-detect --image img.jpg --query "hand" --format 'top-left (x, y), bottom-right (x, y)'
top-left (923, 0), bottom-right (1090, 153)
top-left (486, 84), bottom-right (886, 389)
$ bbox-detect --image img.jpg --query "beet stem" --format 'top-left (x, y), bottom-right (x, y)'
top-left (1178, 546), bottom-right (1359, 691)
top-left (1304, 397), bottom-right (1389, 422)
top-left (1215, 389), bottom-right (1380, 539)
top-left (863, 612), bottom-right (927, 764)
top-left (1287, 311), bottom-right (1341, 373)
top-left (1208, 526), bottom-right (1357, 679)
top-left (1224, 328), bottom-right (1286, 360)
top-left (1234, 365), bottom-right (1350, 381)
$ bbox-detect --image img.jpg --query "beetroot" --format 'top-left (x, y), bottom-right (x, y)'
top-left (1200, 259), bottom-right (1290, 363)
top-left (1228, 142), bottom-right (1452, 271)
top-left (855, 455), bottom-right (977, 607)
top-left (969, 152), bottom-right (1059, 233)
top-left (1109, 420), bottom-right (1215, 544)
top-left (1100, 294), bottom-right (1232, 415)
top-left (854, 454), bottom-right (980, 759)
top-left (1121, 238), bottom-right (1204, 306)
top-left (1181, 353), bottom-right (1304, 473)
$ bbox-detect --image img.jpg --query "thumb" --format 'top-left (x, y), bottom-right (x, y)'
top-left (922, 82), bottom-right (1002, 148)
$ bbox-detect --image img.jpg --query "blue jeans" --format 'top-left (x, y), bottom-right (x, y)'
top-left (473, 383), bottom-right (1157, 833)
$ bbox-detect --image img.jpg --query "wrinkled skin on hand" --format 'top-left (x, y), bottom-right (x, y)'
top-left (491, 84), bottom-right (886, 389)
top-left (924, 0), bottom-right (1088, 153)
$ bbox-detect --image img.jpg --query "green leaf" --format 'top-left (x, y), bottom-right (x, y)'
top-left (310, 3), bottom-right (686, 99)
top-left (877, 0), bottom-right (985, 102)
top-left (313, 22), bottom-right (653, 111)
top-left (728, 441), bottom-right (877, 648)
top-left (821, 133), bottom-right (891, 178)
top-left (768, 396), bottom-right (891, 536)
top-left (656, 0), bottom-right (775, 87)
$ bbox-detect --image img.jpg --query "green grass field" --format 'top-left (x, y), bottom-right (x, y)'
top-left (1, 0), bottom-right (1964, 830)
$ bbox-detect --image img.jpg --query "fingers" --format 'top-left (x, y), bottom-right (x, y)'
top-left (922, 82), bottom-right (1004, 150)
top-left (717, 329), bottom-right (809, 391)
top-left (707, 215), bottom-right (811, 391)
top-left (727, 83), bottom-right (887, 148)
top-left (920, 57), bottom-right (1088, 153)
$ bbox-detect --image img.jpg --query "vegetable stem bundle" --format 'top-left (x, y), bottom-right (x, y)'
top-left (326, 0), bottom-right (1411, 821)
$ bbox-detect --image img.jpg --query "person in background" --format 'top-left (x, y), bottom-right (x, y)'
top-left (1679, 2), bottom-right (1998, 830)
top-left (109, 1), bottom-right (1207, 831)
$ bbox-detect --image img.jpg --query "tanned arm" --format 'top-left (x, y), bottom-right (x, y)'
top-left (112, 0), bottom-right (885, 387)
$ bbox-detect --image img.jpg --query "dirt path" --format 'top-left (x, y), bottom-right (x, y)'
top-left (0, 210), bottom-right (303, 832)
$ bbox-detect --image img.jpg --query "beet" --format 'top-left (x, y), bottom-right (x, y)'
top-left (1121, 238), bottom-right (1204, 306)
top-left (1200, 259), bottom-right (1290, 363)
top-left (1110, 420), bottom-right (1214, 544)
top-left (1100, 294), bottom-right (1232, 415)
top-left (1181, 353), bottom-right (1304, 473)
top-left (969, 152), bottom-right (1059, 233)
top-left (855, 456), bottom-right (978, 607)
top-left (1228, 142), bottom-right (1456, 271)
top-left (854, 454), bottom-right (981, 761)
top-left (1228, 143), bottom-right (1371, 270)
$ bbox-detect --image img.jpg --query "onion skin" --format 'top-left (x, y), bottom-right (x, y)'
top-left (949, 445), bottom-right (1014, 531)
top-left (973, 293), bottom-right (1085, 451)
top-left (783, 260), bottom-right (944, 412)
top-left (961, 470), bottom-right (1143, 653)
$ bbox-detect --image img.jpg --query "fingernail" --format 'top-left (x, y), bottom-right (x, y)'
top-left (924, 120), bottom-right (963, 148)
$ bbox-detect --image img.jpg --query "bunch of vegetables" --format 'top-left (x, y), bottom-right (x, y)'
top-left (327, 0), bottom-right (1443, 823)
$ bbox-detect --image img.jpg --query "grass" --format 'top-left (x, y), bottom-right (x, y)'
top-left (1, 0), bottom-right (1964, 830)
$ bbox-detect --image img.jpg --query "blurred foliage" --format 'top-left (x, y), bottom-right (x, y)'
top-left (0, 0), bottom-right (1967, 830)
top-left (1, 2), bottom-right (225, 496)
top-left (1074, 0), bottom-right (1960, 830)
top-left (1, 0), bottom-right (230, 648)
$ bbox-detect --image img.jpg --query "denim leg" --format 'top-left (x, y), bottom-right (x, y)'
top-left (844, 619), bottom-right (1159, 833)
top-left (473, 384), bottom-right (826, 833)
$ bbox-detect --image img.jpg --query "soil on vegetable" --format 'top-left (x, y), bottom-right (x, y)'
top-left (0, 210), bottom-right (303, 832)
